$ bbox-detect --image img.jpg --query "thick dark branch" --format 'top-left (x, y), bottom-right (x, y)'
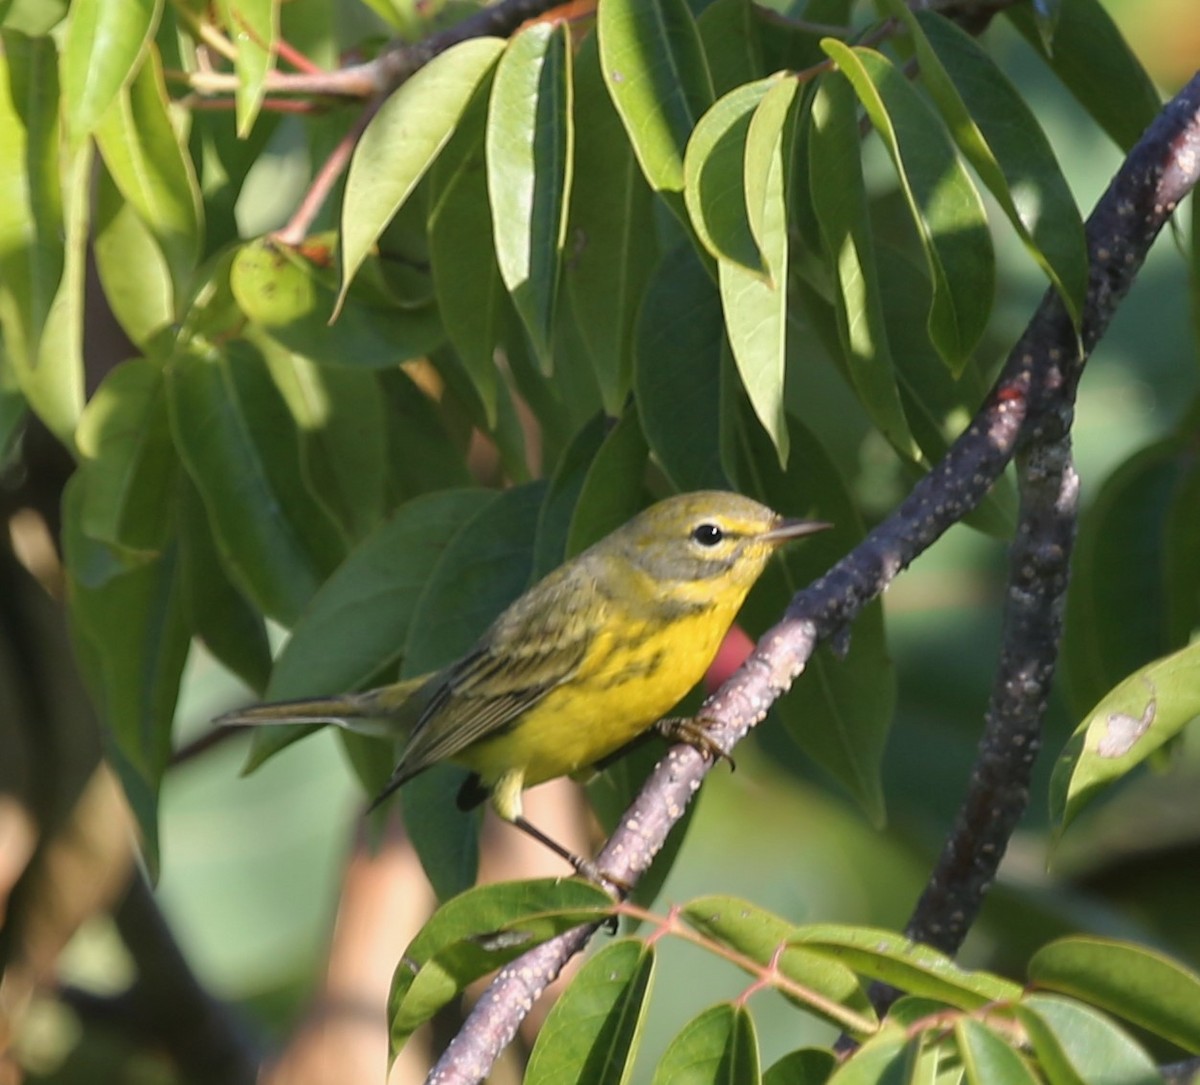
top-left (425, 71), bottom-right (1200, 1085)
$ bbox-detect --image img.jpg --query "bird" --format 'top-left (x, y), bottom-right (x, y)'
top-left (220, 491), bottom-right (829, 881)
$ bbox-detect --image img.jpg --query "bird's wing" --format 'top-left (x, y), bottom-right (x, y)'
top-left (387, 566), bottom-right (602, 785)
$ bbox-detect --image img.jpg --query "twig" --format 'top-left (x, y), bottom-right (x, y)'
top-left (424, 70), bottom-right (1200, 1085)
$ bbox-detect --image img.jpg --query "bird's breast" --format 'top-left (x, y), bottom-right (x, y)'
top-left (458, 602), bottom-right (738, 789)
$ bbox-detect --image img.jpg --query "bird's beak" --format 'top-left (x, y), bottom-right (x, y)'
top-left (759, 517), bottom-right (832, 545)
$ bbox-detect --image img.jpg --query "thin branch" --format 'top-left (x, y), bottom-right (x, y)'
top-left (425, 70), bottom-right (1200, 1085)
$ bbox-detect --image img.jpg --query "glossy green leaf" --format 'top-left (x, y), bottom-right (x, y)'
top-left (827, 1033), bottom-right (908, 1085)
top-left (651, 1003), bottom-right (760, 1085)
top-left (94, 49), bottom-right (202, 294)
top-left (1016, 995), bottom-right (1160, 1085)
top-left (177, 475), bottom-right (273, 695)
top-left (243, 489), bottom-right (495, 769)
top-left (566, 408), bottom-right (648, 557)
top-left (534, 412), bottom-right (610, 578)
top-left (93, 163), bottom-right (175, 344)
top-left (720, 79), bottom-right (797, 464)
top-left (0, 31), bottom-right (80, 441)
top-left (389, 878), bottom-right (613, 1054)
top-left (340, 37), bottom-right (504, 300)
top-left (1061, 439), bottom-right (1179, 716)
top-left (487, 23), bottom-right (573, 367)
top-left (1051, 641), bottom-right (1200, 833)
top-left (526, 938), bottom-right (655, 1085)
top-left (698, 0), bottom-right (765, 97)
top-left (682, 896), bottom-right (877, 1034)
top-left (216, 0), bottom-right (277, 135)
top-left (808, 72), bottom-right (915, 457)
top-left (429, 79), bottom-right (504, 424)
top-left (1029, 936), bottom-right (1200, 1052)
top-left (956, 1018), bottom-right (1040, 1085)
top-left (634, 244), bottom-right (730, 493)
top-left (74, 359), bottom-right (177, 556)
top-left (1, 0), bottom-right (68, 34)
top-left (257, 339), bottom-right (388, 544)
top-left (903, 9), bottom-right (1087, 325)
top-left (792, 924), bottom-right (1022, 1007)
top-left (821, 42), bottom-right (993, 374)
top-left (763, 1049), bottom-right (839, 1085)
top-left (684, 78), bottom-right (777, 271)
top-left (166, 339), bottom-right (345, 626)
top-left (62, 0), bottom-right (161, 142)
top-left (599, 0), bottom-right (714, 194)
top-left (1006, 0), bottom-right (1160, 152)
top-left (563, 34), bottom-right (657, 413)
top-left (63, 478), bottom-right (189, 873)
top-left (733, 410), bottom-right (893, 824)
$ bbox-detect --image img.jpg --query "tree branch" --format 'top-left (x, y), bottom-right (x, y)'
top-left (425, 70), bottom-right (1200, 1085)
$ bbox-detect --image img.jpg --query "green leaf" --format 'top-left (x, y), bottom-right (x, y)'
top-left (94, 48), bottom-right (203, 295)
top-left (93, 162), bottom-right (175, 344)
top-left (429, 78), bottom-right (505, 424)
top-left (178, 474), bottom-right (273, 695)
top-left (720, 78), bottom-right (798, 464)
top-left (733, 410), bottom-right (893, 824)
top-left (487, 22), bottom-right (573, 368)
top-left (377, 366), bottom-right (476, 500)
top-left (634, 244), bottom-right (730, 493)
top-left (1006, 0), bottom-right (1160, 152)
top-left (566, 408), bottom-right (648, 557)
top-left (684, 77), bottom-right (777, 271)
top-left (74, 359), bottom-right (176, 556)
top-left (763, 1049), bottom-right (839, 1085)
top-left (1016, 995), bottom-right (1161, 1085)
top-left (563, 34), bottom-right (657, 414)
top-left (1, 0), bottom-right (68, 35)
top-left (256, 339), bottom-right (388, 544)
top-left (697, 0), bottom-right (765, 98)
top-left (651, 1003), bottom-right (760, 1085)
top-left (902, 9), bottom-right (1087, 325)
top-left (955, 1018), bottom-right (1040, 1085)
top-left (216, 0), bottom-right (278, 136)
top-left (682, 896), bottom-right (877, 1034)
top-left (62, 0), bottom-right (161, 142)
top-left (599, 0), bottom-right (714, 194)
top-left (0, 31), bottom-right (84, 443)
top-left (792, 924), bottom-right (1022, 1008)
top-left (1164, 452), bottom-right (1200, 644)
top-left (821, 42), bottom-right (993, 374)
top-left (340, 37), bottom-right (504, 300)
top-left (244, 489), bottom-right (495, 769)
top-left (63, 477), bottom-right (189, 874)
top-left (1029, 936), bottom-right (1200, 1053)
top-left (1061, 439), bottom-right (1180, 717)
top-left (166, 339), bottom-right (344, 626)
top-left (808, 71), bottom-right (916, 457)
top-left (534, 412), bottom-right (611, 578)
top-left (827, 1033), bottom-right (908, 1085)
top-left (389, 878), bottom-right (613, 1055)
top-left (1051, 641), bottom-right (1200, 833)
top-left (525, 939), bottom-right (655, 1085)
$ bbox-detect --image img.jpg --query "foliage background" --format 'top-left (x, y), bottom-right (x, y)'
top-left (1, 0), bottom-right (1198, 1080)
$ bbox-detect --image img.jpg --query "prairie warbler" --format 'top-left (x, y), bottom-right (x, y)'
top-left (222, 491), bottom-right (827, 878)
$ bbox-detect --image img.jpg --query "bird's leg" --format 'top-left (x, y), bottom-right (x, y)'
top-left (491, 768), bottom-right (630, 894)
top-left (655, 716), bottom-right (736, 771)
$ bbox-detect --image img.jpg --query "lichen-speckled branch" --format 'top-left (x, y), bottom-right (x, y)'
top-left (426, 70), bottom-right (1200, 1085)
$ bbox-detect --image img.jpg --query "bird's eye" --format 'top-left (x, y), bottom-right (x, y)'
top-left (691, 523), bottom-right (724, 547)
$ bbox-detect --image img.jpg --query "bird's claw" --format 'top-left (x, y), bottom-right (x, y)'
top-left (655, 716), bottom-right (736, 771)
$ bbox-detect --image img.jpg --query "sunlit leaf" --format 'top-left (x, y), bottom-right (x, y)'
top-left (956, 1018), bottom-right (1040, 1085)
top-left (487, 22), bottom-right (573, 367)
top-left (340, 37), bottom-right (505, 299)
top-left (216, 0), bottom-right (278, 135)
top-left (1016, 995), bottom-right (1160, 1085)
top-left (526, 939), bottom-right (655, 1085)
top-left (651, 1003), bottom-right (760, 1085)
top-left (599, 0), bottom-right (714, 194)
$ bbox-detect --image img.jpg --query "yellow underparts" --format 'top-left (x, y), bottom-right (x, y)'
top-left (457, 601), bottom-right (740, 822)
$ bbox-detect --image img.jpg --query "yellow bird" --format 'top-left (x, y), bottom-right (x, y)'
top-left (221, 491), bottom-right (828, 878)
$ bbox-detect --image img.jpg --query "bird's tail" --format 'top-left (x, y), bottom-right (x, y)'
top-left (216, 677), bottom-right (428, 739)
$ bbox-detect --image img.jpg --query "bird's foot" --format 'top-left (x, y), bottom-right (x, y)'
top-left (655, 716), bottom-right (736, 771)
